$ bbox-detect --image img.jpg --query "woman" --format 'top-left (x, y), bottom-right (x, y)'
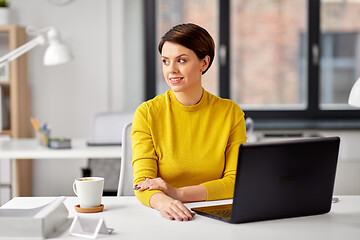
top-left (132, 23), bottom-right (247, 221)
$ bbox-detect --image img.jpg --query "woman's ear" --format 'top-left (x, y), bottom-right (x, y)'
top-left (201, 55), bottom-right (211, 73)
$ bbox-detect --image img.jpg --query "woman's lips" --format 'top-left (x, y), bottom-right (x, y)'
top-left (169, 77), bottom-right (183, 84)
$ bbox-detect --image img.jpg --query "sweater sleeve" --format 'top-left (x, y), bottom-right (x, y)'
top-left (131, 103), bottom-right (163, 207)
top-left (201, 105), bottom-right (247, 200)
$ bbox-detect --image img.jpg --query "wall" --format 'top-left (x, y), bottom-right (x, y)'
top-left (252, 130), bottom-right (360, 195)
top-left (320, 130), bottom-right (360, 195)
top-left (8, 0), bottom-right (144, 196)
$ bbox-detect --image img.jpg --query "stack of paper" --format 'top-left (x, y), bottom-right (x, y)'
top-left (0, 197), bottom-right (69, 239)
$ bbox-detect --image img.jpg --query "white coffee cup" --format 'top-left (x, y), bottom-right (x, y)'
top-left (73, 177), bottom-right (104, 208)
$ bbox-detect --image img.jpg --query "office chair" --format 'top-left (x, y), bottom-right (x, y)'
top-left (85, 112), bottom-right (133, 196)
top-left (117, 122), bottom-right (135, 196)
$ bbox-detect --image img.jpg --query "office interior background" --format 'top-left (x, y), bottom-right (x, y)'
top-left (0, 0), bottom-right (359, 202)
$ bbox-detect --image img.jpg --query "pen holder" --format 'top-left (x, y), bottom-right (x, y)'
top-left (37, 129), bottom-right (50, 146)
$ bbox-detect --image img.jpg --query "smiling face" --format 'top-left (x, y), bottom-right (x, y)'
top-left (161, 41), bottom-right (209, 96)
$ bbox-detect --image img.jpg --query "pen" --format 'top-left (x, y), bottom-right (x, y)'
top-left (30, 118), bottom-right (39, 131)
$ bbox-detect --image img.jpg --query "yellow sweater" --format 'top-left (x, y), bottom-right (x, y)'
top-left (131, 89), bottom-right (247, 207)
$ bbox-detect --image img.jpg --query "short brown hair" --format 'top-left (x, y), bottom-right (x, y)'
top-left (158, 23), bottom-right (215, 75)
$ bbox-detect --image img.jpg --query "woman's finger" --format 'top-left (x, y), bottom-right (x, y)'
top-left (133, 178), bottom-right (153, 190)
top-left (177, 204), bottom-right (194, 220)
top-left (134, 182), bottom-right (156, 190)
top-left (169, 200), bottom-right (193, 221)
top-left (160, 210), bottom-right (175, 220)
top-left (134, 178), bottom-right (167, 191)
top-left (167, 207), bottom-right (183, 221)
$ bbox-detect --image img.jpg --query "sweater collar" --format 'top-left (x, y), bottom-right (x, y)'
top-left (169, 88), bottom-right (207, 112)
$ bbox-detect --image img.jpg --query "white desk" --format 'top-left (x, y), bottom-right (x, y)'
top-left (0, 138), bottom-right (122, 159)
top-left (0, 138), bottom-right (121, 198)
top-left (1, 196), bottom-right (359, 240)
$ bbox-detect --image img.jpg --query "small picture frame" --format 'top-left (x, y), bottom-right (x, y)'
top-left (0, 62), bottom-right (9, 81)
top-left (69, 216), bottom-right (113, 239)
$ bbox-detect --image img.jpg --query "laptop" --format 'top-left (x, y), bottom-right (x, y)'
top-left (191, 136), bottom-right (340, 223)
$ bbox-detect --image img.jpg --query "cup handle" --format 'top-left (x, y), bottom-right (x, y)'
top-left (73, 181), bottom-right (78, 196)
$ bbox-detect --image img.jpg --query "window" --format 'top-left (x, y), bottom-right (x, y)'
top-left (156, 0), bottom-right (219, 95)
top-left (321, 33), bottom-right (358, 109)
top-left (320, 0), bottom-right (360, 110)
top-left (230, 0), bottom-right (307, 110)
top-left (145, 0), bottom-right (360, 125)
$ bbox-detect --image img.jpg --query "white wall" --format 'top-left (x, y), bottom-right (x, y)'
top-left (319, 130), bottom-right (360, 195)
top-left (252, 130), bottom-right (360, 195)
top-left (8, 0), bottom-right (144, 196)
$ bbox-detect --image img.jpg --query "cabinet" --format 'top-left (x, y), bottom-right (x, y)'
top-left (0, 25), bottom-right (32, 198)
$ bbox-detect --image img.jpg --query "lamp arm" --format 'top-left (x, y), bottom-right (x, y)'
top-left (0, 35), bottom-right (46, 64)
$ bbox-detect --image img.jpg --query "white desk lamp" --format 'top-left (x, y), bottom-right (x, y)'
top-left (348, 77), bottom-right (360, 107)
top-left (0, 26), bottom-right (72, 67)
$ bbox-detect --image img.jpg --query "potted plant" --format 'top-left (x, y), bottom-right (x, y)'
top-left (0, 0), bottom-right (9, 25)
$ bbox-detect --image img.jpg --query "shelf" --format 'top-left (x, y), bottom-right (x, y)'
top-left (0, 25), bottom-right (32, 198)
top-left (0, 25), bottom-right (18, 32)
top-left (0, 130), bottom-right (10, 135)
top-left (0, 80), bottom-right (10, 85)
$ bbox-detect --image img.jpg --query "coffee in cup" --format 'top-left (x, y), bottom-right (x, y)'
top-left (73, 177), bottom-right (104, 208)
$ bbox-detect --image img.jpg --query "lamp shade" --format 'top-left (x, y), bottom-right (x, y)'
top-left (43, 28), bottom-right (72, 66)
top-left (348, 77), bottom-right (360, 107)
top-left (0, 26), bottom-right (72, 68)
top-left (43, 43), bottom-right (72, 66)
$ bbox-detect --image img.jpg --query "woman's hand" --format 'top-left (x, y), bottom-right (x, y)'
top-left (133, 178), bottom-right (207, 221)
top-left (150, 193), bottom-right (194, 221)
top-left (134, 177), bottom-right (180, 199)
top-left (134, 177), bottom-right (207, 202)
top-left (134, 179), bottom-right (194, 221)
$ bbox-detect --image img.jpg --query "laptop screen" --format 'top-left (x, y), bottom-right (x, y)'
top-left (192, 136), bottom-right (340, 223)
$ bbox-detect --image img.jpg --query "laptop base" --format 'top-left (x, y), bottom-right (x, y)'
top-left (192, 204), bottom-right (232, 223)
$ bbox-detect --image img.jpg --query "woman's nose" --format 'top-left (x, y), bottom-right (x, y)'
top-left (169, 62), bottom-right (179, 73)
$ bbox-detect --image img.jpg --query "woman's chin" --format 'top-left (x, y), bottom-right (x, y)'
top-left (167, 84), bottom-right (184, 92)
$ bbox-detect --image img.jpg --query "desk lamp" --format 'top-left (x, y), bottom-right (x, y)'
top-left (0, 25), bottom-right (72, 67)
top-left (348, 77), bottom-right (360, 107)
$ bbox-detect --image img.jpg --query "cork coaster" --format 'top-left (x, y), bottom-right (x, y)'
top-left (75, 204), bottom-right (104, 213)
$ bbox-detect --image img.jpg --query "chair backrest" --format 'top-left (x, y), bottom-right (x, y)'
top-left (88, 112), bottom-right (133, 145)
top-left (117, 122), bottom-right (135, 196)
top-left (87, 112), bottom-right (133, 194)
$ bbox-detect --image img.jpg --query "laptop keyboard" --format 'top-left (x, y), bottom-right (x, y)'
top-left (210, 209), bottom-right (232, 218)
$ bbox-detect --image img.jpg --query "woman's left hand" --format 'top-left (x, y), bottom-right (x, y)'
top-left (134, 178), bottom-right (180, 199)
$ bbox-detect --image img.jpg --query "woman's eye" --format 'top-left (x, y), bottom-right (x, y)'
top-left (162, 59), bottom-right (169, 65)
top-left (178, 59), bottom-right (186, 63)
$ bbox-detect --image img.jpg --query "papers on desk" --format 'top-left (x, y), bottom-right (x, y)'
top-left (0, 196), bottom-right (69, 239)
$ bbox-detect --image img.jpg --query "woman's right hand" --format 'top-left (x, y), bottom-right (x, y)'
top-left (150, 193), bottom-right (194, 221)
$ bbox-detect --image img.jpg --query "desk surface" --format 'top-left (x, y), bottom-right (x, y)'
top-left (1, 196), bottom-right (359, 240)
top-left (0, 138), bottom-right (122, 159)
